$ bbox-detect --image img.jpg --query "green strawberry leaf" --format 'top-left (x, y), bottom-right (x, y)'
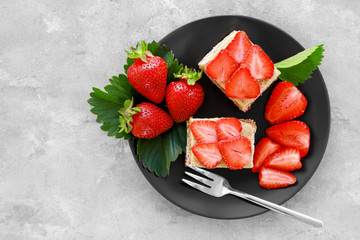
top-left (137, 123), bottom-right (187, 177)
top-left (124, 57), bottom-right (134, 73)
top-left (88, 74), bottom-right (135, 139)
top-left (275, 44), bottom-right (324, 86)
top-left (124, 41), bottom-right (183, 82)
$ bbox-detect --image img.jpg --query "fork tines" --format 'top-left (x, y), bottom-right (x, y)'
top-left (188, 166), bottom-right (217, 179)
top-left (182, 167), bottom-right (216, 196)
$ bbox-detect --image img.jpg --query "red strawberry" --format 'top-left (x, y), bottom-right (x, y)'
top-left (192, 142), bottom-right (222, 168)
top-left (225, 67), bottom-right (260, 99)
top-left (126, 41), bottom-right (167, 104)
top-left (225, 31), bottom-right (252, 64)
top-left (263, 148), bottom-right (302, 171)
top-left (265, 81), bottom-right (308, 125)
top-left (252, 138), bottom-right (281, 172)
top-left (166, 67), bottom-right (204, 123)
top-left (218, 136), bottom-right (252, 170)
top-left (259, 166), bottom-right (297, 189)
top-left (266, 120), bottom-right (310, 157)
top-left (215, 117), bottom-right (242, 141)
top-left (118, 99), bottom-right (173, 139)
top-left (206, 49), bottom-right (239, 82)
top-left (241, 45), bottom-right (274, 79)
top-left (190, 120), bottom-right (217, 143)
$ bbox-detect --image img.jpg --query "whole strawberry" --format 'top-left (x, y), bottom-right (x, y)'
top-left (165, 67), bottom-right (204, 123)
top-left (126, 41), bottom-right (167, 104)
top-left (119, 99), bottom-right (173, 139)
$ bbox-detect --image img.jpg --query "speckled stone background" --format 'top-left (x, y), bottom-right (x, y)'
top-left (1, 0), bottom-right (359, 239)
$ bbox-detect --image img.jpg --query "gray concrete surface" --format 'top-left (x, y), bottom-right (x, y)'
top-left (1, 0), bottom-right (359, 239)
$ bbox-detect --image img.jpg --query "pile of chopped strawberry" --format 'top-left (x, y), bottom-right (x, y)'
top-left (255, 121), bottom-right (309, 189)
top-left (206, 31), bottom-right (274, 100)
top-left (190, 118), bottom-right (252, 169)
top-left (253, 82), bottom-right (310, 189)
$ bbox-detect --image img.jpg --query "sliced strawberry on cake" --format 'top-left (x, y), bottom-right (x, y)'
top-left (225, 67), bottom-right (260, 99)
top-left (191, 142), bottom-right (222, 169)
top-left (219, 136), bottom-right (252, 170)
top-left (225, 31), bottom-right (252, 64)
top-left (241, 45), bottom-right (275, 80)
top-left (185, 117), bottom-right (256, 169)
top-left (266, 120), bottom-right (310, 157)
top-left (215, 117), bottom-right (242, 141)
top-left (199, 30), bottom-right (281, 112)
top-left (189, 120), bottom-right (218, 143)
top-left (265, 81), bottom-right (308, 125)
top-left (206, 49), bottom-right (239, 83)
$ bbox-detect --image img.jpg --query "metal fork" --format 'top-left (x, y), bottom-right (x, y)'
top-left (183, 167), bottom-right (323, 228)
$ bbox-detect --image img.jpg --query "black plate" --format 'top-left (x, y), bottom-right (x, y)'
top-left (129, 16), bottom-right (330, 219)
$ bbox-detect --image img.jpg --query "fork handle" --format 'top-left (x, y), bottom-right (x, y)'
top-left (228, 189), bottom-right (323, 228)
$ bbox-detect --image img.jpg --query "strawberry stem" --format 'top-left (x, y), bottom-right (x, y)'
top-left (174, 66), bottom-right (202, 85)
top-left (118, 98), bottom-right (141, 133)
top-left (126, 41), bottom-right (153, 63)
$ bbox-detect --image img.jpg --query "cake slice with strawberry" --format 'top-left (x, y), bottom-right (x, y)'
top-left (198, 31), bottom-right (281, 112)
top-left (185, 117), bottom-right (256, 169)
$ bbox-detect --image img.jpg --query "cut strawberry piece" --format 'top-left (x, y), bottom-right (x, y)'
top-left (241, 45), bottom-right (274, 79)
top-left (215, 117), bottom-right (242, 141)
top-left (259, 166), bottom-right (297, 189)
top-left (206, 50), bottom-right (239, 83)
top-left (218, 136), bottom-right (252, 170)
top-left (225, 67), bottom-right (260, 99)
top-left (266, 120), bottom-right (310, 157)
top-left (252, 138), bottom-right (281, 172)
top-left (225, 31), bottom-right (252, 64)
top-left (192, 142), bottom-right (222, 169)
top-left (265, 81), bottom-right (308, 125)
top-left (190, 120), bottom-right (217, 143)
top-left (263, 148), bottom-right (302, 171)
